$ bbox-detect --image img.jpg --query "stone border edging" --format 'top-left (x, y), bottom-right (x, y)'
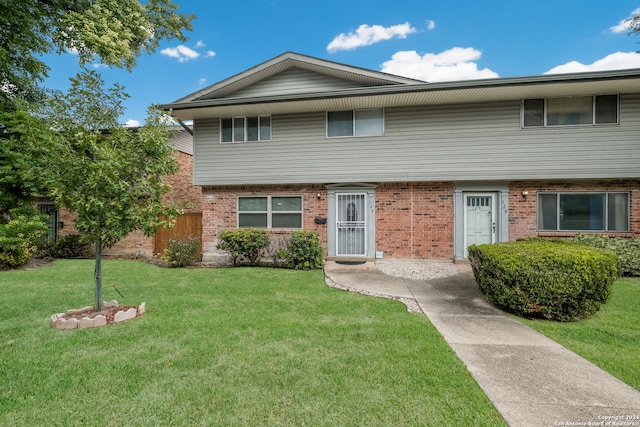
top-left (50, 300), bottom-right (146, 330)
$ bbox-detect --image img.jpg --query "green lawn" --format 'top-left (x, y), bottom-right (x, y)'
top-left (520, 277), bottom-right (640, 391)
top-left (0, 260), bottom-right (505, 426)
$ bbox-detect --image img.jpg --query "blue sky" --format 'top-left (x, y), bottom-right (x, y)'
top-left (44, 0), bottom-right (640, 126)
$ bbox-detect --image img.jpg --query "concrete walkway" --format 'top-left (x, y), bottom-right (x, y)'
top-left (324, 261), bottom-right (640, 427)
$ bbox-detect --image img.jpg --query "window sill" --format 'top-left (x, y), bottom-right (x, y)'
top-left (537, 231), bottom-right (633, 238)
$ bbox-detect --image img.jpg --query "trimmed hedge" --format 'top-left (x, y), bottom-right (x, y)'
top-left (217, 228), bottom-right (269, 266)
top-left (571, 234), bottom-right (640, 277)
top-left (37, 234), bottom-right (90, 259)
top-left (468, 240), bottom-right (618, 321)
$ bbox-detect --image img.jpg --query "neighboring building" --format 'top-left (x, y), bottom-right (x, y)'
top-left (160, 52), bottom-right (640, 264)
top-left (38, 127), bottom-right (202, 258)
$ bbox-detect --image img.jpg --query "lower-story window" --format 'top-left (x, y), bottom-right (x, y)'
top-left (238, 196), bottom-right (302, 229)
top-left (537, 192), bottom-right (629, 232)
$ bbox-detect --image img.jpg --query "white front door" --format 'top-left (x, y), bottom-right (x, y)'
top-left (336, 193), bottom-right (367, 256)
top-left (464, 194), bottom-right (496, 257)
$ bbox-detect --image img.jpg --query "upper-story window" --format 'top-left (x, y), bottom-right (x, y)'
top-left (327, 109), bottom-right (384, 137)
top-left (522, 95), bottom-right (618, 127)
top-left (221, 116), bottom-right (271, 143)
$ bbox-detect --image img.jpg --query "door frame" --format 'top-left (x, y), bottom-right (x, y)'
top-left (463, 192), bottom-right (497, 258)
top-left (454, 183), bottom-right (509, 261)
top-left (326, 184), bottom-right (376, 258)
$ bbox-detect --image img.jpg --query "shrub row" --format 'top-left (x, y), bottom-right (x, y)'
top-left (37, 234), bottom-right (90, 259)
top-left (216, 228), bottom-right (324, 269)
top-left (571, 234), bottom-right (640, 277)
top-left (468, 240), bottom-right (618, 321)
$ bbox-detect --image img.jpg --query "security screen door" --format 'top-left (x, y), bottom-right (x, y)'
top-left (336, 193), bottom-right (366, 256)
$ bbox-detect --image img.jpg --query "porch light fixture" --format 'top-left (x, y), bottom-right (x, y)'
top-left (521, 190), bottom-right (529, 201)
top-left (317, 193), bottom-right (321, 200)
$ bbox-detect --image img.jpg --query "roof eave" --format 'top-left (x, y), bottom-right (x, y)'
top-left (161, 68), bottom-right (640, 121)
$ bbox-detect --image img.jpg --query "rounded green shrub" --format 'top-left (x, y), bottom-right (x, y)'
top-left (284, 230), bottom-right (324, 270)
top-left (468, 240), bottom-right (618, 321)
top-left (0, 206), bottom-right (48, 267)
top-left (161, 235), bottom-right (202, 267)
top-left (217, 228), bottom-right (269, 266)
top-left (0, 238), bottom-right (33, 267)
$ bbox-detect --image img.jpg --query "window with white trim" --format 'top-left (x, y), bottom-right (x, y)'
top-left (327, 109), bottom-right (384, 137)
top-left (537, 192), bottom-right (629, 232)
top-left (238, 196), bottom-right (302, 229)
top-left (522, 95), bottom-right (618, 127)
top-left (221, 116), bottom-right (271, 143)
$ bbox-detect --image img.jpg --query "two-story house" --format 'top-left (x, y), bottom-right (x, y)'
top-left (161, 52), bottom-right (640, 264)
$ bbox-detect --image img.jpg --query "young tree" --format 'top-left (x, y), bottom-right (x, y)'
top-left (45, 71), bottom-right (182, 310)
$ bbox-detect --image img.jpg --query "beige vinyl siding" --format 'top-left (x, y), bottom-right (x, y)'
top-left (217, 68), bottom-right (367, 100)
top-left (193, 94), bottom-right (640, 186)
top-left (168, 129), bottom-right (193, 155)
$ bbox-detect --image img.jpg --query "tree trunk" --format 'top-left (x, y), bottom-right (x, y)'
top-left (94, 238), bottom-right (103, 311)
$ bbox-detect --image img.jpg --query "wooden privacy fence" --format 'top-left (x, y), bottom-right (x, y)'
top-left (154, 213), bottom-right (202, 255)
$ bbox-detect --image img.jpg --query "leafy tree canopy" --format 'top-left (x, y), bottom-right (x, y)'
top-left (1, 0), bottom-right (194, 213)
top-left (0, 0), bottom-right (194, 110)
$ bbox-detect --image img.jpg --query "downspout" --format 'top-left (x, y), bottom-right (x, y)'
top-left (169, 108), bottom-right (193, 135)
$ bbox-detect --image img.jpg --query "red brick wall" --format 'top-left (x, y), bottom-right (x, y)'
top-left (164, 150), bottom-right (203, 214)
top-left (203, 182), bottom-right (455, 262)
top-left (202, 179), bottom-right (638, 263)
top-left (376, 182), bottom-right (454, 260)
top-left (202, 184), bottom-right (328, 260)
top-left (58, 208), bottom-right (78, 239)
top-left (509, 179), bottom-right (640, 240)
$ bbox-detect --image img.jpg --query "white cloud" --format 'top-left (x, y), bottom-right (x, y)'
top-left (545, 52), bottom-right (640, 74)
top-left (124, 119), bottom-right (141, 128)
top-left (380, 48), bottom-right (499, 82)
top-left (198, 78), bottom-right (207, 85)
top-left (327, 22), bottom-right (417, 53)
top-left (92, 63), bottom-right (108, 69)
top-left (161, 42), bottom-right (216, 62)
top-left (427, 20), bottom-right (436, 30)
top-left (610, 8), bottom-right (640, 33)
top-left (160, 45), bottom-right (201, 62)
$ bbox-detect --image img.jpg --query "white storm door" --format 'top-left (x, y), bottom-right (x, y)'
top-left (464, 194), bottom-right (496, 257)
top-left (336, 193), bottom-right (366, 256)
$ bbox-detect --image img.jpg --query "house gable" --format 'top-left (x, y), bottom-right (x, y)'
top-left (216, 67), bottom-right (371, 100)
top-left (175, 51), bottom-right (420, 104)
